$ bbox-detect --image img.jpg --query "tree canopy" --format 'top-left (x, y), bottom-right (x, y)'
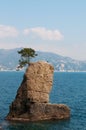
top-left (18, 48), bottom-right (37, 68)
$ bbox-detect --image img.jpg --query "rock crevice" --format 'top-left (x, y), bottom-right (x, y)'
top-left (6, 61), bottom-right (70, 121)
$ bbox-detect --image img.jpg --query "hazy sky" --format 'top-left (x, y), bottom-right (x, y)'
top-left (0, 0), bottom-right (86, 60)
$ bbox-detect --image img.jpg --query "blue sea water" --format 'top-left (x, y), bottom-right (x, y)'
top-left (0, 71), bottom-right (86, 130)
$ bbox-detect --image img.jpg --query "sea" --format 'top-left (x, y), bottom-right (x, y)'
top-left (0, 71), bottom-right (86, 130)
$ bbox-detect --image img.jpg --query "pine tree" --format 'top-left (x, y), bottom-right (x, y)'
top-left (18, 48), bottom-right (37, 68)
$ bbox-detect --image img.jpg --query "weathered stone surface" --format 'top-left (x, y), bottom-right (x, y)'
top-left (6, 61), bottom-right (70, 121)
top-left (25, 103), bottom-right (70, 121)
top-left (25, 61), bottom-right (54, 94)
top-left (6, 103), bottom-right (70, 121)
top-left (27, 91), bottom-right (49, 103)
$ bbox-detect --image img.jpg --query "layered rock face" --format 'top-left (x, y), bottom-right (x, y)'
top-left (6, 61), bottom-right (70, 121)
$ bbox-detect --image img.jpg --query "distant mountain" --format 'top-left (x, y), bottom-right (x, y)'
top-left (0, 48), bottom-right (86, 72)
top-left (0, 48), bottom-right (20, 70)
top-left (34, 51), bottom-right (86, 72)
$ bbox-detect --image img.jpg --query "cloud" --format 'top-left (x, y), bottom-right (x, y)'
top-left (23, 28), bottom-right (30, 35)
top-left (0, 25), bottom-right (19, 38)
top-left (23, 27), bottom-right (63, 40)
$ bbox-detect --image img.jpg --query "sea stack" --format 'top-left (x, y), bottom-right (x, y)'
top-left (6, 61), bottom-right (70, 121)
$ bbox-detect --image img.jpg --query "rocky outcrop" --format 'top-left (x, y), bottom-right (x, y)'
top-left (6, 61), bottom-right (70, 121)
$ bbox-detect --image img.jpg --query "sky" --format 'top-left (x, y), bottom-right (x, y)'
top-left (0, 0), bottom-right (86, 60)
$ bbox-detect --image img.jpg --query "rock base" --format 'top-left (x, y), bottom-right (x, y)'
top-left (6, 103), bottom-right (70, 121)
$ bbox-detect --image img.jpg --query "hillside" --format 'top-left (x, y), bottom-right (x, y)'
top-left (0, 48), bottom-right (86, 72)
